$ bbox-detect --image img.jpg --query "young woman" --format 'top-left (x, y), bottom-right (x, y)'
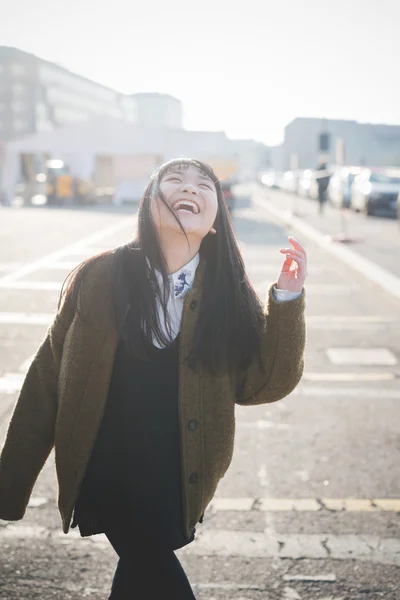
top-left (0, 158), bottom-right (307, 599)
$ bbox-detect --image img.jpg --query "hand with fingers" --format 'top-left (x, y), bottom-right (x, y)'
top-left (277, 236), bottom-right (307, 293)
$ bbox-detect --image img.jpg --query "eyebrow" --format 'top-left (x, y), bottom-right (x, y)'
top-left (165, 168), bottom-right (213, 183)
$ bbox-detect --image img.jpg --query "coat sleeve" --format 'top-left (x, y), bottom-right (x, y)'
top-left (236, 284), bottom-right (306, 406)
top-left (0, 292), bottom-right (75, 521)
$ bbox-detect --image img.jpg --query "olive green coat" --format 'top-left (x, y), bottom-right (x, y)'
top-left (0, 254), bottom-right (306, 539)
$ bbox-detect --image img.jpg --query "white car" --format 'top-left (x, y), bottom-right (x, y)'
top-left (297, 170), bottom-right (313, 197)
top-left (328, 166), bottom-right (361, 209)
top-left (351, 168), bottom-right (400, 217)
top-left (260, 170), bottom-right (283, 189)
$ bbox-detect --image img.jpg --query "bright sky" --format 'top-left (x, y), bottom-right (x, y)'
top-left (3, 0), bottom-right (400, 145)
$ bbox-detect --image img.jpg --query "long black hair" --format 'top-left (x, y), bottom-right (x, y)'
top-left (61, 158), bottom-right (264, 374)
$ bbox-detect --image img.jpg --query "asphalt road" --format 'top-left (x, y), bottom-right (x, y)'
top-left (0, 193), bottom-right (399, 599)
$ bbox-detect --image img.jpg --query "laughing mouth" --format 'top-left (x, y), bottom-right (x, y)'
top-left (172, 199), bottom-right (200, 214)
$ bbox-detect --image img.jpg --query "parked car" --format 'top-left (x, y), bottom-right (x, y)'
top-left (281, 170), bottom-right (301, 194)
top-left (297, 169), bottom-right (314, 197)
top-left (220, 180), bottom-right (235, 214)
top-left (351, 168), bottom-right (400, 217)
top-left (328, 166), bottom-right (361, 209)
top-left (259, 170), bottom-right (283, 189)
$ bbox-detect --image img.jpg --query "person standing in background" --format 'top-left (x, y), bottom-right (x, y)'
top-left (316, 161), bottom-right (331, 214)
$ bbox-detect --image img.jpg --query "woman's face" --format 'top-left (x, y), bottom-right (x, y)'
top-left (151, 165), bottom-right (218, 239)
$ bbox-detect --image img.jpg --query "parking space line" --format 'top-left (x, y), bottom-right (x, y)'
top-left (302, 372), bottom-right (396, 382)
top-left (0, 281), bottom-right (62, 291)
top-left (0, 312), bottom-right (54, 325)
top-left (293, 385), bottom-right (400, 397)
top-left (41, 261), bottom-right (82, 270)
top-left (0, 218), bottom-right (132, 285)
top-left (208, 497), bottom-right (400, 512)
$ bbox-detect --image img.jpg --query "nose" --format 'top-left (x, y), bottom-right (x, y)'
top-left (181, 183), bottom-right (199, 195)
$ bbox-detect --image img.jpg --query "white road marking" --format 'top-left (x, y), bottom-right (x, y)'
top-left (254, 446), bottom-right (278, 559)
top-left (41, 261), bottom-right (81, 270)
top-left (326, 347), bottom-right (397, 366)
top-left (207, 497), bottom-right (400, 513)
top-left (0, 312), bottom-right (53, 325)
top-left (258, 498), bottom-right (321, 511)
top-left (239, 420), bottom-right (291, 431)
top-left (0, 263), bottom-right (23, 273)
top-left (0, 373), bottom-right (25, 394)
top-left (259, 282), bottom-right (359, 294)
top-left (0, 356), bottom-right (40, 395)
top-left (246, 263), bottom-right (322, 276)
top-left (307, 315), bottom-right (398, 330)
top-left (27, 496), bottom-right (48, 508)
top-left (283, 574), bottom-right (336, 582)
top-left (309, 315), bottom-right (397, 323)
top-left (209, 498), bottom-right (254, 511)
top-left (18, 355), bottom-right (35, 373)
top-left (294, 384), bottom-right (400, 396)
top-left (0, 218), bottom-right (132, 284)
top-left (257, 464), bottom-right (268, 488)
top-left (63, 246), bottom-right (115, 256)
top-left (301, 372), bottom-right (396, 382)
top-left (254, 193), bottom-right (400, 302)
top-left (282, 587), bottom-right (302, 600)
top-left (0, 280), bottom-right (62, 291)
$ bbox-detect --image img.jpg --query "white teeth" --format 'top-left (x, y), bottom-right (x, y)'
top-left (173, 200), bottom-right (199, 214)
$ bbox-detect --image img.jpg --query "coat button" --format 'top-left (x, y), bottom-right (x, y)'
top-left (188, 419), bottom-right (198, 431)
top-left (190, 300), bottom-right (197, 310)
top-left (189, 520), bottom-right (196, 530)
top-left (189, 472), bottom-right (199, 484)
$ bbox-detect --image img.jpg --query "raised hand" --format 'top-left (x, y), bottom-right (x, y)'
top-left (277, 237), bottom-right (307, 293)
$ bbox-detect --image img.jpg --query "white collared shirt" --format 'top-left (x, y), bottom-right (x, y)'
top-left (152, 254), bottom-right (200, 348)
top-left (152, 253), bottom-right (300, 348)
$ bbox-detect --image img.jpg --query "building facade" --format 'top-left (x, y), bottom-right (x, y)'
top-left (129, 93), bottom-right (183, 129)
top-left (0, 46), bottom-right (137, 143)
top-left (282, 117), bottom-right (400, 170)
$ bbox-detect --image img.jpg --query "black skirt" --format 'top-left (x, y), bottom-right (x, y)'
top-left (72, 335), bottom-right (193, 550)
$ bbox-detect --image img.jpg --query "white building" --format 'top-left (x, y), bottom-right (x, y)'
top-left (0, 46), bottom-right (136, 142)
top-left (2, 116), bottom-right (240, 204)
top-left (129, 93), bottom-right (183, 130)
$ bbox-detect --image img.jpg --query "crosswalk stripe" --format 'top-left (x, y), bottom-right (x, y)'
top-left (293, 385), bottom-right (400, 398)
top-left (41, 262), bottom-right (80, 270)
top-left (0, 281), bottom-right (62, 291)
top-left (0, 312), bottom-right (53, 325)
top-left (302, 372), bottom-right (396, 382)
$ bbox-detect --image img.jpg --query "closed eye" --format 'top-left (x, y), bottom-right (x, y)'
top-left (200, 183), bottom-right (213, 190)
